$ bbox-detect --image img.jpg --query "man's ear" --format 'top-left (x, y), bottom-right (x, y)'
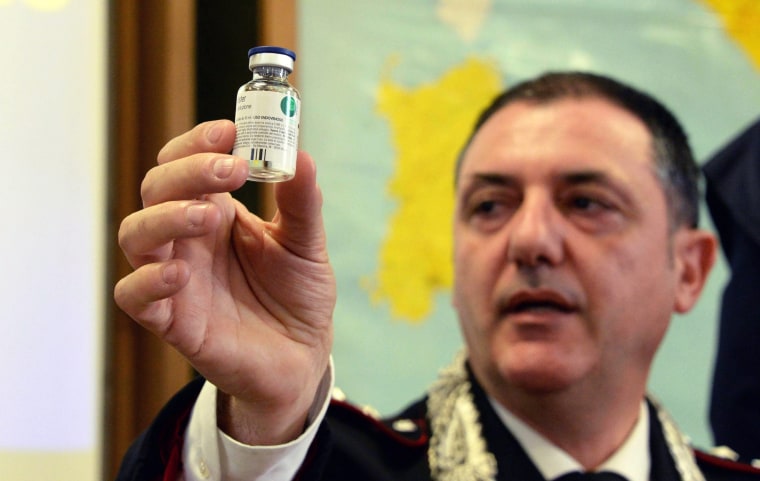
top-left (673, 228), bottom-right (718, 313)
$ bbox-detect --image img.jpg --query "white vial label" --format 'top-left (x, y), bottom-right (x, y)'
top-left (233, 90), bottom-right (300, 181)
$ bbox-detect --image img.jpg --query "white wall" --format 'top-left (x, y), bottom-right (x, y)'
top-left (0, 1), bottom-right (106, 480)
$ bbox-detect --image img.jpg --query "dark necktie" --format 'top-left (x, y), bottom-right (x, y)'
top-left (554, 471), bottom-right (628, 481)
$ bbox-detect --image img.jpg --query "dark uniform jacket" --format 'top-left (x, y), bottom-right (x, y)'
top-left (704, 116), bottom-right (760, 461)
top-left (116, 366), bottom-right (760, 481)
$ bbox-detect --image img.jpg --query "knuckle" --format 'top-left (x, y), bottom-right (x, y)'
top-left (116, 219), bottom-right (129, 249)
top-left (113, 278), bottom-right (131, 311)
top-left (140, 168), bottom-right (158, 206)
top-left (156, 138), bottom-right (176, 165)
top-left (117, 213), bottom-right (148, 253)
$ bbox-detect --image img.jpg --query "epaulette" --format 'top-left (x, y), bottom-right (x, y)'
top-left (696, 446), bottom-right (760, 477)
top-left (328, 389), bottom-right (428, 448)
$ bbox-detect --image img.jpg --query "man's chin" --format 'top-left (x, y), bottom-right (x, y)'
top-left (495, 356), bottom-right (581, 394)
top-left (506, 371), bottom-right (576, 394)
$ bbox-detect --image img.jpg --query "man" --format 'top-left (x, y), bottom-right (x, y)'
top-left (114, 72), bottom-right (760, 480)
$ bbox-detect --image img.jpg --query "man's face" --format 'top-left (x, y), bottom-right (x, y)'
top-left (453, 98), bottom-right (688, 401)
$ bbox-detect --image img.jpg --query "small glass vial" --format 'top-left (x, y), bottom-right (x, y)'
top-left (232, 46), bottom-right (301, 182)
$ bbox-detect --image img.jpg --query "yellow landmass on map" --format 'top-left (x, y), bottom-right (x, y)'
top-left (700, 0), bottom-right (760, 70)
top-left (367, 58), bottom-right (501, 322)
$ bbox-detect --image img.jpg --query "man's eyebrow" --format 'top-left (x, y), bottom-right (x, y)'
top-left (560, 170), bottom-right (610, 185)
top-left (559, 170), bottom-right (636, 204)
top-left (464, 171), bottom-right (613, 188)
top-left (460, 170), bottom-right (632, 194)
top-left (466, 173), bottom-right (520, 187)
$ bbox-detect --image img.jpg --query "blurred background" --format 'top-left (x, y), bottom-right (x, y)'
top-left (0, 1), bottom-right (757, 480)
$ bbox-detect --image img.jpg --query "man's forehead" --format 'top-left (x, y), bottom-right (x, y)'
top-left (477, 96), bottom-right (645, 134)
top-left (459, 97), bottom-right (654, 175)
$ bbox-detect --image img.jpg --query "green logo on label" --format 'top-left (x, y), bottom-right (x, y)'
top-left (281, 96), bottom-right (298, 117)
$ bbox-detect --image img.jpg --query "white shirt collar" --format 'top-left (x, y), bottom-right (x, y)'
top-left (488, 398), bottom-right (650, 481)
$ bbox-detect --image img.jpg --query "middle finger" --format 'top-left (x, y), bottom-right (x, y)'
top-left (119, 200), bottom-right (222, 268)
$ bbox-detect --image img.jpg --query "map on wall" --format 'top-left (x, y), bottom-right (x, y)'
top-left (298, 0), bottom-right (760, 447)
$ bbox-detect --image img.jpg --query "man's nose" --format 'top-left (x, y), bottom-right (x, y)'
top-left (506, 193), bottom-right (565, 268)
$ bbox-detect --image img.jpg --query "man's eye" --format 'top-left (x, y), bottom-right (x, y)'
top-left (460, 188), bottom-right (519, 230)
top-left (571, 196), bottom-right (594, 210)
top-left (473, 200), bottom-right (497, 215)
top-left (568, 195), bottom-right (609, 212)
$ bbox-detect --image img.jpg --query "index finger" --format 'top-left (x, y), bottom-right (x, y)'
top-left (157, 120), bottom-right (237, 165)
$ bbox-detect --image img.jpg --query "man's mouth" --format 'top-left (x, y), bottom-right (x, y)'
top-left (501, 290), bottom-right (577, 316)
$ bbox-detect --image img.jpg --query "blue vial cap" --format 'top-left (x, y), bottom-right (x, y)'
top-left (248, 46), bottom-right (296, 61)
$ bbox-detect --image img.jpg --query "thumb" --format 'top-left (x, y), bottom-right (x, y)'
top-left (272, 151), bottom-right (328, 259)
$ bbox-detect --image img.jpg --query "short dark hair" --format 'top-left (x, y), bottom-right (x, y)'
top-left (456, 72), bottom-right (700, 228)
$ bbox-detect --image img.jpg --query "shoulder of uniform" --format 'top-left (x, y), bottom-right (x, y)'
top-left (695, 446), bottom-right (760, 477)
top-left (327, 388), bottom-right (429, 448)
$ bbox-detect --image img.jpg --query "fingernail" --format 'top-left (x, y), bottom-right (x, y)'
top-left (206, 122), bottom-right (223, 144)
top-left (187, 203), bottom-right (208, 226)
top-left (162, 263), bottom-right (179, 285)
top-left (213, 157), bottom-right (235, 179)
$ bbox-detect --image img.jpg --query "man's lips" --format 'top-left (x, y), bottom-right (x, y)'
top-left (499, 289), bottom-right (578, 317)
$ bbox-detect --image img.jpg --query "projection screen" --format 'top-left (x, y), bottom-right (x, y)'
top-left (0, 1), bottom-right (106, 480)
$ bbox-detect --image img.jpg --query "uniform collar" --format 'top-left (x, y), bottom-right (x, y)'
top-left (426, 352), bottom-right (705, 481)
top-left (489, 397), bottom-right (650, 481)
